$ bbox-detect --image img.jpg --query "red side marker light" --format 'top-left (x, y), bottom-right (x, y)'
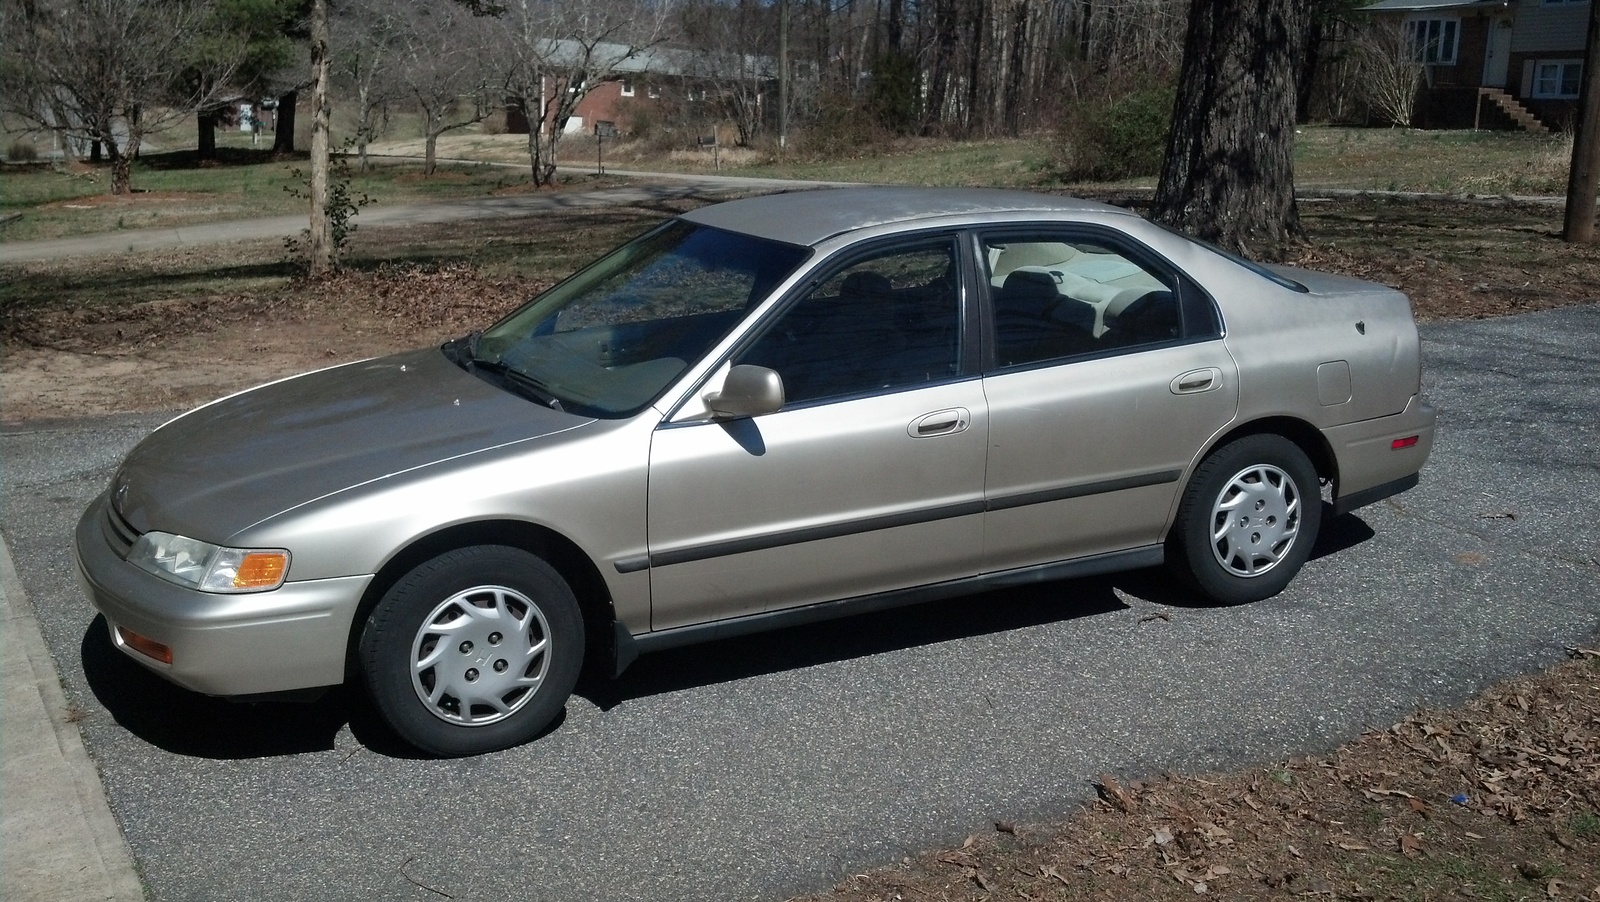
top-left (117, 626), bottom-right (173, 665)
top-left (1392, 435), bottom-right (1420, 450)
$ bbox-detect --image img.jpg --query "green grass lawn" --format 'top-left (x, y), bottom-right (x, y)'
top-left (1292, 126), bottom-right (1572, 194)
top-left (0, 149), bottom-right (565, 243)
top-left (618, 125), bottom-right (1573, 195)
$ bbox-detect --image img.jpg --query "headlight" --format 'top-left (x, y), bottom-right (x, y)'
top-left (127, 532), bottom-right (290, 593)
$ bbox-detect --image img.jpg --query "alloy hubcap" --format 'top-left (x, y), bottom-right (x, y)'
top-left (1209, 463), bottom-right (1301, 578)
top-left (410, 585), bottom-right (550, 726)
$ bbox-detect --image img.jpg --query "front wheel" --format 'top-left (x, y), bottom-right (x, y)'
top-left (1167, 435), bottom-right (1321, 605)
top-left (358, 545), bottom-right (584, 757)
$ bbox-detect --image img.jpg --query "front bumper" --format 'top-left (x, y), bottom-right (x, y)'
top-left (74, 493), bottom-right (371, 696)
top-left (1324, 393), bottom-right (1438, 516)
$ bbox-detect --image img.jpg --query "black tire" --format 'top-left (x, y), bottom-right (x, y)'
top-left (358, 545), bottom-right (584, 757)
top-left (1166, 434), bottom-right (1321, 605)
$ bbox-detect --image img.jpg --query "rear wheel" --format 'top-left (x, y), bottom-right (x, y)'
top-left (358, 545), bottom-right (584, 757)
top-left (1167, 435), bottom-right (1321, 605)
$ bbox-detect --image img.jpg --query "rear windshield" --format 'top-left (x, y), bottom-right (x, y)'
top-left (1148, 220), bottom-right (1310, 293)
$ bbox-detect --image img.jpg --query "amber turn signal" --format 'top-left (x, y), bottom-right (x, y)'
top-left (117, 625), bottom-right (173, 665)
top-left (233, 552), bottom-right (289, 590)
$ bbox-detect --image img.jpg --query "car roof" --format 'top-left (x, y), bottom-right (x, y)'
top-left (678, 186), bottom-right (1130, 247)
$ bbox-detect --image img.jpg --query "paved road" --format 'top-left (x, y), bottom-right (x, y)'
top-left (0, 170), bottom-right (852, 264)
top-left (3, 306), bottom-right (1597, 902)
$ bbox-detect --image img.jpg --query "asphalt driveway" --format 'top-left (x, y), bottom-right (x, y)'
top-left (3, 305), bottom-right (1597, 902)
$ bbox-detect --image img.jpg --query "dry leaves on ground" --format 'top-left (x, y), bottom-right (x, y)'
top-left (805, 652), bottom-right (1600, 902)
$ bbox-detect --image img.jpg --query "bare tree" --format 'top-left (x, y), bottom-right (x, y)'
top-left (1351, 18), bottom-right (1422, 128)
top-left (0, 0), bottom-right (244, 193)
top-left (490, 0), bottom-right (675, 186)
top-left (905, 0), bottom-right (1187, 139)
top-left (1151, 0), bottom-right (1305, 258)
top-left (678, 0), bottom-right (775, 145)
top-left (333, 0), bottom-right (402, 171)
top-left (388, 0), bottom-right (498, 175)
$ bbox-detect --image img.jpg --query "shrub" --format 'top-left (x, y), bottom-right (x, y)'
top-left (1053, 85), bottom-right (1174, 182)
top-left (797, 91), bottom-right (885, 159)
top-left (6, 140), bottom-right (39, 162)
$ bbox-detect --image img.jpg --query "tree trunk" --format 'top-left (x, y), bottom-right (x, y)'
top-left (1562, 0), bottom-right (1600, 243)
top-left (356, 84), bottom-right (372, 172)
top-left (424, 120), bottom-right (439, 176)
top-left (524, 103), bottom-right (546, 187)
top-left (921, 0), bottom-right (958, 133)
top-left (1297, 16), bottom-right (1324, 123)
top-left (197, 108), bottom-right (218, 159)
top-left (964, 0), bottom-right (986, 134)
top-left (543, 128), bottom-right (563, 186)
top-left (1003, 1), bottom-right (1029, 134)
top-left (1151, 0), bottom-right (1306, 259)
top-left (307, 0), bottom-right (334, 276)
top-left (108, 143), bottom-right (132, 194)
top-left (273, 90), bottom-right (299, 156)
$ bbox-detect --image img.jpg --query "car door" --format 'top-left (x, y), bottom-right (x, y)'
top-left (644, 237), bottom-right (989, 631)
top-left (977, 228), bottom-right (1239, 573)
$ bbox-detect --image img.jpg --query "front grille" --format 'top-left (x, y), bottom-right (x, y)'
top-left (102, 504), bottom-right (140, 558)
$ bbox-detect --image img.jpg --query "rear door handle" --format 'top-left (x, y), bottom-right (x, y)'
top-left (908, 408), bottom-right (971, 438)
top-left (1170, 368), bottom-right (1222, 395)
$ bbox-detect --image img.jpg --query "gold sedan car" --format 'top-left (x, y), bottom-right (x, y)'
top-left (76, 188), bottom-right (1436, 755)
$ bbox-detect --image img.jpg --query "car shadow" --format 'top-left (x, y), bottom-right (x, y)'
top-left (1310, 507), bottom-right (1378, 562)
top-left (578, 576), bottom-right (1129, 710)
top-left (1115, 506), bottom-right (1377, 609)
top-left (82, 615), bottom-right (489, 759)
top-left (80, 615), bottom-right (359, 758)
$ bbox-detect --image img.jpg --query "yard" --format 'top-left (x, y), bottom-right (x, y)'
top-left (2, 131), bottom-right (1597, 902)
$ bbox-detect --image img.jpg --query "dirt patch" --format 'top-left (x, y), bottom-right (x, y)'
top-left (1, 262), bottom-right (539, 422)
top-left (1287, 197), bottom-right (1600, 322)
top-left (39, 190), bottom-right (218, 210)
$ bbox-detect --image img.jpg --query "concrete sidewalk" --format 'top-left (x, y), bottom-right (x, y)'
top-left (1, 536), bottom-right (143, 901)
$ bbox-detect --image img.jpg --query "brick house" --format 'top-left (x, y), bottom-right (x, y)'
top-left (504, 41), bottom-right (771, 138)
top-left (1361, 0), bottom-right (1590, 131)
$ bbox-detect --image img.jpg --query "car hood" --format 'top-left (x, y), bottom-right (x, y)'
top-left (112, 348), bottom-right (593, 542)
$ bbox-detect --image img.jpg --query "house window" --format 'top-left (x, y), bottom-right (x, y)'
top-left (647, 83), bottom-right (660, 99)
top-left (1406, 17), bottom-right (1460, 65)
top-left (1533, 61), bottom-right (1583, 98)
top-left (620, 79), bottom-right (635, 98)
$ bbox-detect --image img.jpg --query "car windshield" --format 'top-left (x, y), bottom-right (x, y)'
top-left (463, 221), bottom-right (810, 417)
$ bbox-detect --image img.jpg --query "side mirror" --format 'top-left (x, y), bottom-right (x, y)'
top-left (705, 365), bottom-right (785, 419)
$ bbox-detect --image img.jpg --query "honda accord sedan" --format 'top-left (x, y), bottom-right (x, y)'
top-left (76, 187), bottom-right (1436, 756)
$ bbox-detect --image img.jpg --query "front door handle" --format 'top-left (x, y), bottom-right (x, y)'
top-left (1170, 368), bottom-right (1222, 395)
top-left (908, 407), bottom-right (971, 438)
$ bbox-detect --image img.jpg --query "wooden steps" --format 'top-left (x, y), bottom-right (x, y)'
top-left (1478, 88), bottom-right (1551, 134)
